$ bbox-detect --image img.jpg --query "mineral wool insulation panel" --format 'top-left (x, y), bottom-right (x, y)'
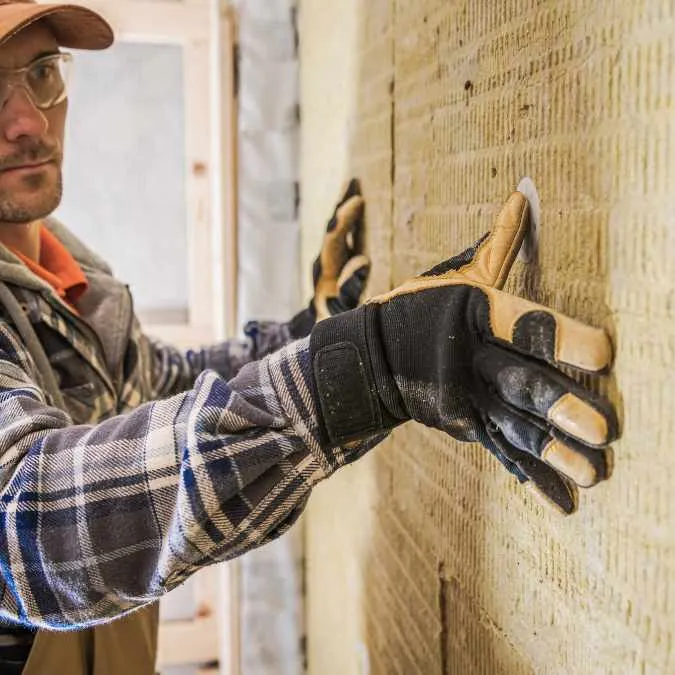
top-left (301, 1), bottom-right (675, 674)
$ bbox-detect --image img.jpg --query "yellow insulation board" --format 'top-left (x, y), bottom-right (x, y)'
top-left (300, 1), bottom-right (675, 673)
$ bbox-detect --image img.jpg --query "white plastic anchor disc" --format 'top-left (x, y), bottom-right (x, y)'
top-left (516, 177), bottom-right (541, 263)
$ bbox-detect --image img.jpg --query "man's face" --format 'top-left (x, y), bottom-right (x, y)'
top-left (0, 22), bottom-right (65, 224)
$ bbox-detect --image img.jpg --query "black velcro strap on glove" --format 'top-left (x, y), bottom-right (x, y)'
top-left (310, 307), bottom-right (401, 446)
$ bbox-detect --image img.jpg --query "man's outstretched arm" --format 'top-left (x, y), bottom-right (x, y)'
top-left (0, 326), bottom-right (382, 631)
top-left (0, 190), bottom-right (618, 633)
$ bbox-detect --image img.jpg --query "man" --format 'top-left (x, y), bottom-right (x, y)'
top-left (0, 1), bottom-right (617, 673)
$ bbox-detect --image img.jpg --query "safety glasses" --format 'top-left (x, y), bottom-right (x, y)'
top-left (0, 52), bottom-right (72, 110)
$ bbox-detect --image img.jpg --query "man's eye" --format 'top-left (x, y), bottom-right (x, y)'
top-left (31, 63), bottom-right (57, 81)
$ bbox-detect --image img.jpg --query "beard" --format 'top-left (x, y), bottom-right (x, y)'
top-left (0, 139), bottom-right (63, 223)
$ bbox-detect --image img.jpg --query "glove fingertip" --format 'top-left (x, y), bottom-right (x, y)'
top-left (346, 177), bottom-right (362, 198)
top-left (485, 424), bottom-right (579, 514)
top-left (335, 178), bottom-right (362, 209)
top-left (525, 481), bottom-right (578, 516)
top-left (336, 254), bottom-right (371, 290)
top-left (335, 196), bottom-right (365, 235)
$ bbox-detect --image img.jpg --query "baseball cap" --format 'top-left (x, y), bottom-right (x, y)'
top-left (0, 0), bottom-right (113, 50)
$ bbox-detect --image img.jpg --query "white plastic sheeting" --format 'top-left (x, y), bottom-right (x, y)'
top-left (235, 0), bottom-right (301, 323)
top-left (231, 1), bottom-right (305, 674)
top-left (239, 532), bottom-right (305, 675)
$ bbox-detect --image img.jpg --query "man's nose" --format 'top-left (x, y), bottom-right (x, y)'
top-left (0, 87), bottom-right (48, 142)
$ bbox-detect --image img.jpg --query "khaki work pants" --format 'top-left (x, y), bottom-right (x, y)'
top-left (21, 603), bottom-right (159, 675)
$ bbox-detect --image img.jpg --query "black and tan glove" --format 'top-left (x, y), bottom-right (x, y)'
top-left (310, 192), bottom-right (618, 514)
top-left (288, 179), bottom-right (371, 338)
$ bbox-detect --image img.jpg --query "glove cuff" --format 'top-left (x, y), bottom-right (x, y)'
top-left (310, 306), bottom-right (403, 446)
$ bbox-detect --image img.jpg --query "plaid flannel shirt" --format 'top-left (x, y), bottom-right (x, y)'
top-left (0, 218), bottom-right (380, 635)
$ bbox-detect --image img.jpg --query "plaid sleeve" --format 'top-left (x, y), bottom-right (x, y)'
top-left (0, 326), bottom-right (384, 630)
top-left (149, 320), bottom-right (293, 397)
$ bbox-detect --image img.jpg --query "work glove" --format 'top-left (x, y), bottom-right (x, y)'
top-left (288, 179), bottom-right (371, 338)
top-left (310, 192), bottom-right (618, 514)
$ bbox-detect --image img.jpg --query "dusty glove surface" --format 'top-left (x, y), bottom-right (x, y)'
top-left (288, 178), bottom-right (371, 338)
top-left (310, 192), bottom-right (618, 514)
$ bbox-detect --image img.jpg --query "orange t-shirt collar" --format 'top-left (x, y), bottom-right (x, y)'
top-left (7, 225), bottom-right (89, 307)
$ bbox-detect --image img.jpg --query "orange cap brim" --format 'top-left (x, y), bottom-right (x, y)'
top-left (0, 3), bottom-right (113, 50)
